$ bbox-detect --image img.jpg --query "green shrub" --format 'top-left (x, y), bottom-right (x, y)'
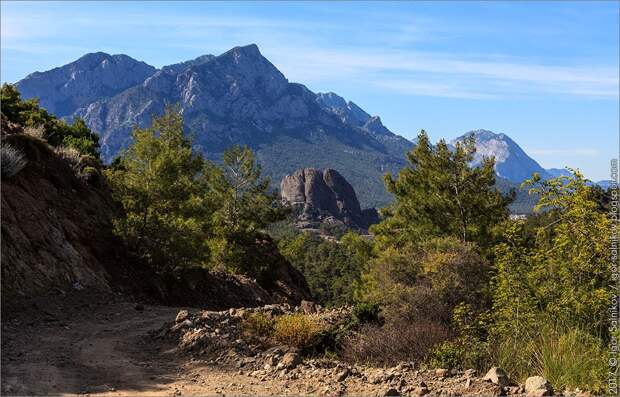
top-left (493, 324), bottom-right (607, 394)
top-left (352, 302), bottom-right (381, 326)
top-left (357, 237), bottom-right (488, 324)
top-left (242, 312), bottom-right (274, 338)
top-left (428, 341), bottom-right (463, 369)
top-left (273, 314), bottom-right (323, 348)
top-left (278, 231), bottom-right (372, 307)
top-left (1, 84), bottom-right (99, 157)
top-left (534, 327), bottom-right (606, 393)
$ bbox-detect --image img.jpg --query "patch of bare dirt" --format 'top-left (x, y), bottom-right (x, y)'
top-left (1, 292), bottom-right (524, 396)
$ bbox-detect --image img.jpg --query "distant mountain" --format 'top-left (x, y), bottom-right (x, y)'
top-left (16, 45), bottom-right (569, 212)
top-left (595, 180), bottom-right (614, 189)
top-left (452, 129), bottom-right (551, 183)
top-left (546, 168), bottom-right (613, 189)
top-left (16, 44), bottom-right (413, 207)
top-left (315, 92), bottom-right (413, 155)
top-left (16, 52), bottom-right (156, 118)
top-left (546, 168), bottom-right (573, 178)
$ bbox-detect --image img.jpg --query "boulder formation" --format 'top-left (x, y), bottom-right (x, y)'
top-left (280, 168), bottom-right (379, 231)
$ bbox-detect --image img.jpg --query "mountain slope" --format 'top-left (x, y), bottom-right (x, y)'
top-left (17, 44), bottom-right (412, 207)
top-left (16, 47), bottom-right (554, 210)
top-left (16, 52), bottom-right (156, 118)
top-left (546, 168), bottom-right (573, 178)
top-left (315, 92), bottom-right (414, 156)
top-left (452, 129), bottom-right (551, 183)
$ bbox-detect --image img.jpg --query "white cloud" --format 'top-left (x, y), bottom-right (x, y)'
top-left (2, 4), bottom-right (618, 100)
top-left (371, 80), bottom-right (498, 100)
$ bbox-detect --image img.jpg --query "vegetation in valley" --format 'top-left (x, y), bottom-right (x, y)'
top-left (276, 231), bottom-right (372, 307)
top-left (345, 132), bottom-right (611, 393)
top-left (262, 130), bottom-right (612, 393)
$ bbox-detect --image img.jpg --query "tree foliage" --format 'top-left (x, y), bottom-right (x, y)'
top-left (207, 145), bottom-right (286, 281)
top-left (104, 107), bottom-right (215, 272)
top-left (105, 109), bottom-right (285, 281)
top-left (1, 84), bottom-right (100, 156)
top-left (371, 130), bottom-right (513, 249)
top-left (357, 237), bottom-right (488, 324)
top-left (277, 231), bottom-right (372, 306)
top-left (492, 170), bottom-right (611, 337)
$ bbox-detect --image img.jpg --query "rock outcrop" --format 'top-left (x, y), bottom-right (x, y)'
top-left (280, 168), bottom-right (379, 231)
top-left (1, 131), bottom-right (123, 300)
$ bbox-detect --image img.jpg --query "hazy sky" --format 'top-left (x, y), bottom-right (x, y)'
top-left (2, 1), bottom-right (618, 180)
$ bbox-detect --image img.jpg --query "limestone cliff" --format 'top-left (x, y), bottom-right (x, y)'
top-left (280, 168), bottom-right (379, 232)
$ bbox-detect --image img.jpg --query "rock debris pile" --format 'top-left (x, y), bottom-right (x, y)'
top-left (156, 303), bottom-right (573, 396)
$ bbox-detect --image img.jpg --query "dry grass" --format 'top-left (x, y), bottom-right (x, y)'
top-left (342, 320), bottom-right (448, 366)
top-left (23, 125), bottom-right (46, 140)
top-left (1, 143), bottom-right (28, 178)
top-left (241, 312), bottom-right (274, 338)
top-left (273, 314), bottom-right (323, 349)
top-left (54, 146), bottom-right (81, 166)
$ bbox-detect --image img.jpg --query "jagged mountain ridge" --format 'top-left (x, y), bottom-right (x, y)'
top-left (16, 45), bottom-right (574, 209)
top-left (17, 44), bottom-right (412, 207)
top-left (16, 52), bottom-right (157, 118)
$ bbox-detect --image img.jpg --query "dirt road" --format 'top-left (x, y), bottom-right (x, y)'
top-left (0, 295), bottom-right (356, 396)
top-left (1, 293), bottom-right (510, 396)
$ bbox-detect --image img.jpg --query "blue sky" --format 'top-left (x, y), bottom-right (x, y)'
top-left (2, 1), bottom-right (618, 180)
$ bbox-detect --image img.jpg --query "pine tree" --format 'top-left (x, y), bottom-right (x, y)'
top-left (104, 106), bottom-right (215, 272)
top-left (207, 145), bottom-right (286, 280)
top-left (372, 130), bottom-right (513, 250)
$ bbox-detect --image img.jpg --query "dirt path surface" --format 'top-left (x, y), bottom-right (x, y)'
top-left (1, 293), bottom-right (508, 397)
top-left (1, 295), bottom-right (373, 396)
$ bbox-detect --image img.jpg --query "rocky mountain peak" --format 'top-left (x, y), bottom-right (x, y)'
top-left (316, 92), bottom-right (371, 126)
top-left (280, 168), bottom-right (378, 231)
top-left (16, 45), bottom-right (414, 208)
top-left (161, 54), bottom-right (216, 74)
top-left (16, 52), bottom-right (156, 117)
top-left (316, 92), bottom-right (348, 110)
top-left (453, 129), bottom-right (550, 183)
top-left (363, 116), bottom-right (393, 136)
top-left (226, 43), bottom-right (263, 60)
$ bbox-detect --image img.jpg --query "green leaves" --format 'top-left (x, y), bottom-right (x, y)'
top-left (207, 145), bottom-right (286, 280)
top-left (277, 231), bottom-right (372, 306)
top-left (372, 130), bottom-right (512, 250)
top-left (489, 170), bottom-right (611, 390)
top-left (104, 106), bottom-right (213, 272)
top-left (1, 84), bottom-right (100, 157)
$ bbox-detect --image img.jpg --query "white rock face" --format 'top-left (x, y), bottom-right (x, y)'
top-left (451, 129), bottom-right (551, 183)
